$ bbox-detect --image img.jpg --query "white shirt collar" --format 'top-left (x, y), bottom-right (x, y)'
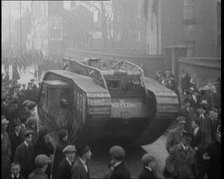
top-left (11, 174), bottom-right (20, 178)
top-left (114, 161), bottom-right (122, 167)
top-left (181, 143), bottom-right (188, 150)
top-left (24, 141), bottom-right (29, 147)
top-left (79, 157), bottom-right (88, 172)
top-left (193, 127), bottom-right (199, 136)
top-left (66, 157), bottom-right (72, 166)
top-left (145, 166), bottom-right (152, 171)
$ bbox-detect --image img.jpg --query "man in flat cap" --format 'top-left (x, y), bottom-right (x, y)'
top-left (56, 145), bottom-right (76, 179)
top-left (164, 131), bottom-right (196, 179)
top-left (138, 154), bottom-right (158, 179)
top-left (109, 145), bottom-right (130, 179)
top-left (1, 115), bottom-right (12, 178)
top-left (71, 142), bottom-right (92, 179)
top-left (52, 129), bottom-right (68, 178)
top-left (28, 154), bottom-right (51, 179)
top-left (179, 98), bottom-right (195, 132)
top-left (166, 116), bottom-right (186, 153)
top-left (9, 119), bottom-right (23, 162)
top-left (14, 128), bottom-right (35, 179)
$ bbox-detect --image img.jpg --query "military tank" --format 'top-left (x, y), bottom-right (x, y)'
top-left (38, 58), bottom-right (179, 145)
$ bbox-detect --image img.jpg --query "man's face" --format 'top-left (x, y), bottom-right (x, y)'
top-left (11, 164), bottom-right (21, 176)
top-left (66, 151), bottom-right (76, 161)
top-left (84, 150), bottom-right (92, 161)
top-left (183, 137), bottom-right (191, 146)
top-left (15, 125), bottom-right (22, 133)
top-left (25, 134), bottom-right (32, 145)
top-left (178, 123), bottom-right (185, 131)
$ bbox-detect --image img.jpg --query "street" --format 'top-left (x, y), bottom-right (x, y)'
top-left (20, 66), bottom-right (169, 178)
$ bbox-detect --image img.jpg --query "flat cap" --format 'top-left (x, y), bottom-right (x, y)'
top-left (109, 145), bottom-right (126, 160)
top-left (27, 101), bottom-right (36, 110)
top-left (176, 116), bottom-right (186, 124)
top-left (200, 85), bottom-right (210, 91)
top-left (63, 145), bottom-right (76, 153)
top-left (35, 154), bottom-right (51, 167)
top-left (23, 128), bottom-right (34, 137)
top-left (2, 115), bottom-right (9, 125)
top-left (182, 130), bottom-right (193, 140)
top-left (141, 154), bottom-right (156, 165)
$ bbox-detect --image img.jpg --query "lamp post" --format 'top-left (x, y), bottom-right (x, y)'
top-left (20, 0), bottom-right (23, 50)
top-left (9, 1), bottom-right (11, 49)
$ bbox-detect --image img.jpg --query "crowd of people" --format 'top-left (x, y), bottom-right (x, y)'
top-left (2, 49), bottom-right (64, 82)
top-left (2, 53), bottom-right (221, 179)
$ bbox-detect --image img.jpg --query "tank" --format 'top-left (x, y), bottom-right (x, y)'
top-left (38, 58), bottom-right (179, 145)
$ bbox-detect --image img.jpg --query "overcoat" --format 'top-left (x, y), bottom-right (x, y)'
top-left (110, 162), bottom-right (131, 179)
top-left (165, 143), bottom-right (196, 179)
top-left (56, 158), bottom-right (72, 179)
top-left (166, 128), bottom-right (183, 153)
top-left (71, 157), bottom-right (89, 179)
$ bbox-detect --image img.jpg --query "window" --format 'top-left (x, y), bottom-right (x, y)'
top-left (183, 0), bottom-right (194, 21)
top-left (184, 41), bottom-right (195, 57)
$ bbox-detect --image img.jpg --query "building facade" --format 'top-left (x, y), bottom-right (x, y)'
top-left (144, 0), bottom-right (221, 57)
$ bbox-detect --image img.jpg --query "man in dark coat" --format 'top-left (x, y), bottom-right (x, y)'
top-left (52, 129), bottom-right (68, 179)
top-left (56, 145), bottom-right (76, 179)
top-left (28, 154), bottom-right (51, 179)
top-left (166, 117), bottom-right (186, 153)
top-left (9, 119), bottom-right (24, 162)
top-left (33, 127), bottom-right (54, 177)
top-left (164, 131), bottom-right (196, 179)
top-left (6, 162), bottom-right (25, 179)
top-left (189, 89), bottom-right (200, 109)
top-left (2, 116), bottom-right (12, 178)
top-left (202, 125), bottom-right (221, 179)
top-left (71, 143), bottom-right (92, 179)
top-left (179, 99), bottom-right (195, 132)
top-left (14, 129), bottom-right (35, 179)
top-left (109, 145), bottom-right (130, 179)
top-left (138, 154), bottom-right (158, 179)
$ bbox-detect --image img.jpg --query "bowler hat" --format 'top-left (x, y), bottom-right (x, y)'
top-left (109, 145), bottom-right (126, 161)
top-left (63, 145), bottom-right (76, 153)
top-left (35, 154), bottom-right (51, 167)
